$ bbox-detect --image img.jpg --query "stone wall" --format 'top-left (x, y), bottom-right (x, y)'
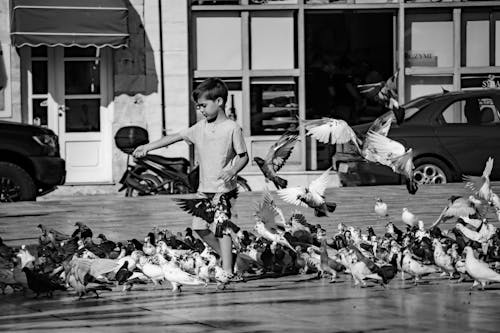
top-left (111, 0), bottom-right (191, 182)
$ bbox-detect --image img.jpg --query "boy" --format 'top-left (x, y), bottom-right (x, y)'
top-left (133, 78), bottom-right (249, 277)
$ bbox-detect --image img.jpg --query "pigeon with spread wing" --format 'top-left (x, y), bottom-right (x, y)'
top-left (463, 157), bottom-right (494, 201)
top-left (300, 118), bottom-right (361, 151)
top-left (362, 130), bottom-right (417, 194)
top-left (357, 71), bottom-right (398, 106)
top-left (253, 198), bottom-right (295, 252)
top-left (174, 192), bottom-right (237, 224)
top-left (277, 168), bottom-right (336, 217)
top-left (254, 131), bottom-right (299, 189)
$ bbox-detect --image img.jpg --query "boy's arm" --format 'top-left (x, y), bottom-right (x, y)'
top-left (218, 152), bottom-right (249, 183)
top-left (132, 133), bottom-right (183, 158)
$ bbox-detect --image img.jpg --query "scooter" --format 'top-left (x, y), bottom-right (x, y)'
top-left (114, 126), bottom-right (251, 197)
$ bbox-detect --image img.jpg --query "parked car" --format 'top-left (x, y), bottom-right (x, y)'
top-left (333, 89), bottom-right (500, 186)
top-left (0, 121), bottom-right (65, 202)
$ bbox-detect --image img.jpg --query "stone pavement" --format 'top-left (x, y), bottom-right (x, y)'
top-left (0, 183), bottom-right (499, 332)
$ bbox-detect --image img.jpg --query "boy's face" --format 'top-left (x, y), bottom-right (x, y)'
top-left (195, 95), bottom-right (223, 120)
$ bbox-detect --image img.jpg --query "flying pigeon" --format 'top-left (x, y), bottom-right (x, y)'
top-left (277, 168), bottom-right (336, 217)
top-left (254, 131), bottom-right (299, 189)
top-left (175, 191), bottom-right (237, 224)
top-left (362, 130), bottom-right (417, 194)
top-left (463, 157), bottom-right (494, 201)
top-left (300, 117), bottom-right (361, 150)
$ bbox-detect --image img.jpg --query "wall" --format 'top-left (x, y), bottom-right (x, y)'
top-left (0, 1), bottom-right (21, 122)
top-left (111, 0), bottom-right (191, 182)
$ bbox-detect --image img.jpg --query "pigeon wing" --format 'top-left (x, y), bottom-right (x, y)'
top-left (175, 198), bottom-right (215, 223)
top-left (482, 157), bottom-right (494, 178)
top-left (254, 201), bottom-right (278, 230)
top-left (306, 118), bottom-right (359, 148)
top-left (264, 132), bottom-right (299, 172)
top-left (308, 168), bottom-right (331, 204)
top-left (368, 112), bottom-right (393, 137)
top-left (90, 259), bottom-right (121, 277)
top-left (277, 187), bottom-right (309, 207)
top-left (390, 148), bottom-right (414, 177)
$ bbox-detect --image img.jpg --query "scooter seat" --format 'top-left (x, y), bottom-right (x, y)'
top-left (146, 154), bottom-right (190, 174)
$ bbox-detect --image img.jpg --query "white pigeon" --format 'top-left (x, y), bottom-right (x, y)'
top-left (463, 157), bottom-right (494, 201)
top-left (432, 239), bottom-right (455, 279)
top-left (362, 130), bottom-right (414, 179)
top-left (349, 261), bottom-right (383, 287)
top-left (156, 254), bottom-right (207, 292)
top-left (401, 208), bottom-right (417, 227)
top-left (277, 168), bottom-right (336, 217)
top-left (464, 246), bottom-right (500, 290)
top-left (374, 198), bottom-right (388, 218)
top-left (300, 117), bottom-right (360, 150)
top-left (401, 249), bottom-right (439, 284)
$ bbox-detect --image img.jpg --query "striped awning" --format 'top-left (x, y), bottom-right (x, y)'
top-left (10, 0), bottom-right (129, 49)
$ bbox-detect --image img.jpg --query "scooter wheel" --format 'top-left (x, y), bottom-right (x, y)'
top-left (125, 173), bottom-right (162, 197)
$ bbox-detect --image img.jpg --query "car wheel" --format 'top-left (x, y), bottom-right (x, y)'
top-left (413, 157), bottom-right (451, 185)
top-left (0, 162), bottom-right (37, 202)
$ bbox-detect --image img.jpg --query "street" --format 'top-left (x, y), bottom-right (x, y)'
top-left (0, 182), bottom-right (499, 332)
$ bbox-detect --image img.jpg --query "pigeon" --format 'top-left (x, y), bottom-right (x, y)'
top-left (22, 267), bottom-right (66, 298)
top-left (262, 191), bottom-right (287, 228)
top-left (431, 195), bottom-right (479, 228)
top-left (357, 71), bottom-right (398, 106)
top-left (175, 192), bottom-right (237, 224)
top-left (374, 198), bottom-right (388, 218)
top-left (401, 208), bottom-right (418, 228)
top-left (464, 246), bottom-right (500, 290)
top-left (362, 131), bottom-right (415, 191)
top-left (155, 254), bottom-right (207, 292)
top-left (253, 200), bottom-right (296, 252)
top-left (65, 258), bottom-right (114, 299)
top-left (400, 249), bottom-right (439, 284)
top-left (370, 117), bottom-right (393, 140)
top-left (115, 261), bottom-right (133, 286)
top-left (300, 117), bottom-right (361, 150)
top-left (72, 222), bottom-right (93, 240)
top-left (253, 132), bottom-right (299, 189)
top-left (0, 237), bottom-right (14, 261)
top-left (277, 168), bottom-right (336, 217)
top-left (463, 157), bottom-right (494, 201)
top-left (136, 256), bottom-right (165, 287)
top-left (432, 239), bottom-right (456, 279)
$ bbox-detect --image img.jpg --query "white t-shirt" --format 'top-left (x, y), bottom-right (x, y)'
top-left (180, 117), bottom-right (247, 193)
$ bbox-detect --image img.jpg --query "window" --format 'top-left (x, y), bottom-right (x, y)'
top-left (462, 11), bottom-right (490, 67)
top-left (405, 75), bottom-right (453, 101)
top-left (194, 13), bottom-right (242, 70)
top-left (442, 97), bottom-right (500, 125)
top-left (250, 78), bottom-right (298, 135)
top-left (250, 12), bottom-right (295, 70)
top-left (405, 11), bottom-right (453, 68)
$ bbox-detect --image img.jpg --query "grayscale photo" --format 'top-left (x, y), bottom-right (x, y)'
top-left (1, 0), bottom-right (500, 332)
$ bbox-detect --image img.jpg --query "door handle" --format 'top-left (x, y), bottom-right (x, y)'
top-left (58, 105), bottom-right (65, 117)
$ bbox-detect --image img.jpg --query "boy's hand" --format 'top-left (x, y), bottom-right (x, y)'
top-left (133, 144), bottom-right (149, 158)
top-left (218, 170), bottom-right (235, 183)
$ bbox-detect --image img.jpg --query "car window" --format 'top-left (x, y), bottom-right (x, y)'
top-left (441, 96), bottom-right (500, 125)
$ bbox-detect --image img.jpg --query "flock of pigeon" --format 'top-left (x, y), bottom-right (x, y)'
top-left (0, 155), bottom-right (500, 299)
top-left (1, 88), bottom-right (500, 299)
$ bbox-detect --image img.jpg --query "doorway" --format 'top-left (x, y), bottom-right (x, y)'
top-left (305, 11), bottom-right (395, 168)
top-left (22, 46), bottom-right (113, 184)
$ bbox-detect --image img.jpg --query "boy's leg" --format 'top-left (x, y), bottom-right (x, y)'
top-left (219, 234), bottom-right (233, 273)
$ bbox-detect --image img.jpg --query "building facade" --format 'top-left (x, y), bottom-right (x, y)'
top-left (1, 0), bottom-right (499, 191)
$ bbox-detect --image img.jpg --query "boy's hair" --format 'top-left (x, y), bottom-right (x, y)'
top-left (192, 78), bottom-right (228, 106)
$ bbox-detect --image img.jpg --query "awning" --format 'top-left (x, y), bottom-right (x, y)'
top-left (10, 0), bottom-right (129, 49)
